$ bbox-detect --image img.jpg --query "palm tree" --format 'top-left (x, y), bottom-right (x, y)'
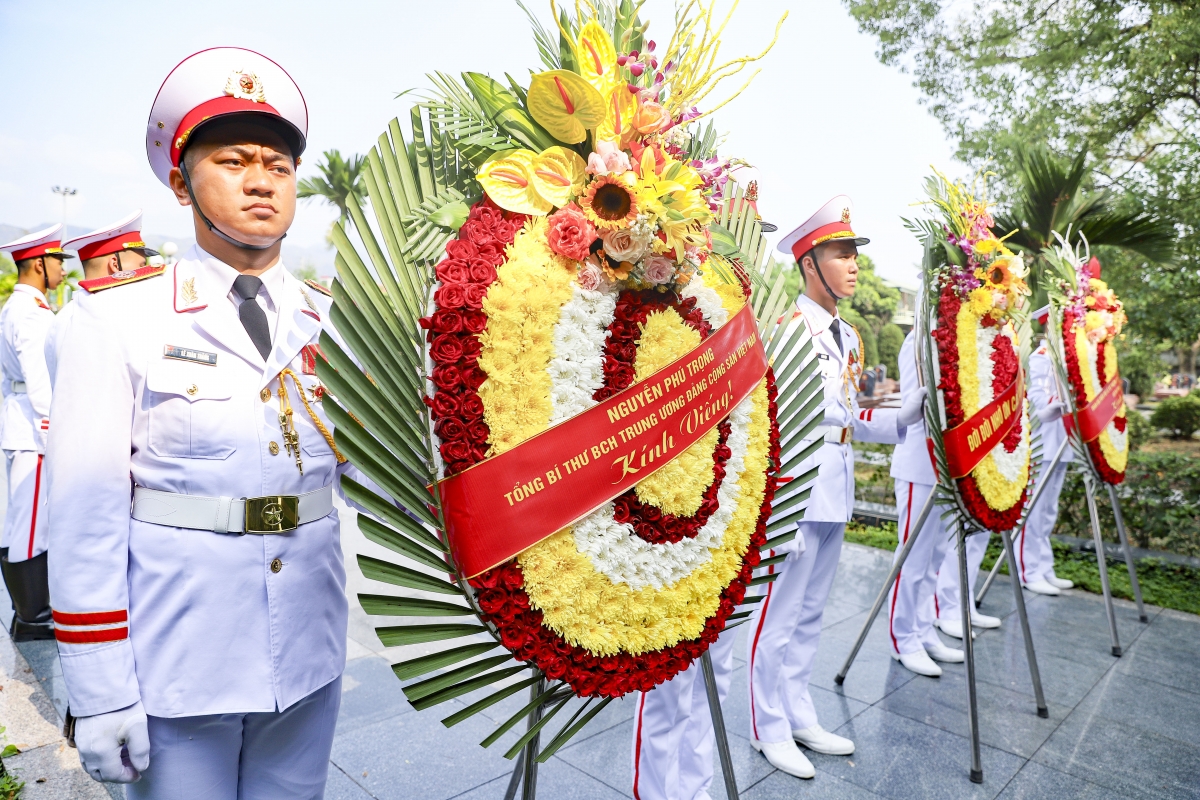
top-left (995, 145), bottom-right (1175, 273)
top-left (298, 149), bottom-right (368, 226)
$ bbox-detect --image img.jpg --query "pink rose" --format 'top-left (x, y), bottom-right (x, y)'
top-left (643, 255), bottom-right (675, 285)
top-left (577, 261), bottom-right (603, 291)
top-left (601, 227), bottom-right (647, 262)
top-left (547, 204), bottom-right (597, 262)
top-left (586, 140), bottom-right (632, 176)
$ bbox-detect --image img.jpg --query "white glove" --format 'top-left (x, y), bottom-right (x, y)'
top-left (1037, 401), bottom-right (1066, 424)
top-left (74, 701), bottom-right (150, 784)
top-left (897, 386), bottom-right (928, 429)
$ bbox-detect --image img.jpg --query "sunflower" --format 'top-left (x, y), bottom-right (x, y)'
top-left (580, 174), bottom-right (638, 230)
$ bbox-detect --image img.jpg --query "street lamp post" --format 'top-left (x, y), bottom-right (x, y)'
top-left (51, 186), bottom-right (77, 234)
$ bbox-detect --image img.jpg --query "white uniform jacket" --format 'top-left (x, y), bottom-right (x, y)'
top-left (778, 294), bottom-right (904, 523)
top-left (889, 332), bottom-right (936, 486)
top-left (0, 284), bottom-right (54, 453)
top-left (1028, 347), bottom-right (1072, 464)
top-left (44, 288), bottom-right (88, 388)
top-left (47, 247), bottom-right (355, 719)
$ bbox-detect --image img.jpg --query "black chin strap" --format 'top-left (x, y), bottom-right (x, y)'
top-left (805, 248), bottom-right (842, 303)
top-left (179, 159), bottom-right (286, 252)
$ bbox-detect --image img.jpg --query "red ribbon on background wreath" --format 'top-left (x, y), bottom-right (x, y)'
top-left (438, 303), bottom-right (769, 579)
top-left (941, 370), bottom-right (1025, 479)
top-left (1064, 372), bottom-right (1124, 443)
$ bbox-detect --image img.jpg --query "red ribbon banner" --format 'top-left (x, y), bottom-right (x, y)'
top-left (1065, 373), bottom-right (1124, 442)
top-left (942, 370), bottom-right (1024, 480)
top-left (439, 303), bottom-right (769, 579)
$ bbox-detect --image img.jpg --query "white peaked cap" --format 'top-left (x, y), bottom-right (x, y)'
top-left (777, 195), bottom-right (870, 261)
top-left (0, 223), bottom-right (75, 261)
top-left (145, 47), bottom-right (308, 186)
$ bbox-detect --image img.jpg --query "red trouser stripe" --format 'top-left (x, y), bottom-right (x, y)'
top-left (632, 691), bottom-right (647, 799)
top-left (52, 609), bottom-right (128, 625)
top-left (27, 454), bottom-right (43, 559)
top-left (55, 626), bottom-right (128, 644)
top-left (888, 482), bottom-right (914, 654)
top-left (748, 552), bottom-right (777, 740)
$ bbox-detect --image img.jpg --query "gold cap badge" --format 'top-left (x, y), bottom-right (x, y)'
top-left (225, 70), bottom-right (266, 103)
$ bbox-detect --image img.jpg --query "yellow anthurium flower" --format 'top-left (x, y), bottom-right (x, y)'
top-left (527, 70), bottom-right (606, 144)
top-left (477, 151), bottom-right (552, 215)
top-left (595, 84), bottom-right (637, 146)
top-left (575, 19), bottom-right (620, 93)
top-left (531, 147), bottom-right (588, 208)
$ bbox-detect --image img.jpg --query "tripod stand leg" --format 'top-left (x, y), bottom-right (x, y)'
top-left (519, 676), bottom-right (545, 800)
top-left (999, 527), bottom-right (1048, 718)
top-left (1084, 476), bottom-right (1122, 657)
top-left (974, 549), bottom-right (1006, 609)
top-left (834, 489), bottom-right (937, 685)
top-left (1106, 483), bottom-right (1147, 623)
top-left (977, 437), bottom-right (1069, 609)
top-left (701, 651), bottom-right (738, 800)
top-left (957, 526), bottom-right (984, 784)
top-left (503, 751), bottom-right (525, 800)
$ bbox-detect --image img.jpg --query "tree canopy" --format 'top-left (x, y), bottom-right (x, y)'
top-left (845, 0), bottom-right (1200, 346)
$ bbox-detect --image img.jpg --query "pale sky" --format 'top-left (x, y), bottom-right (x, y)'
top-left (0, 0), bottom-right (958, 284)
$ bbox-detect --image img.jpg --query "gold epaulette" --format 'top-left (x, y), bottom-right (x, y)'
top-left (305, 279), bottom-right (333, 297)
top-left (79, 265), bottom-right (165, 293)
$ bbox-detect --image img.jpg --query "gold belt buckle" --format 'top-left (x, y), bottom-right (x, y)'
top-left (244, 495), bottom-right (300, 534)
top-left (840, 427), bottom-right (853, 444)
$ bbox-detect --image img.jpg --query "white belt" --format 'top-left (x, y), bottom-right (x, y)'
top-left (131, 485), bottom-right (334, 534)
top-left (806, 425), bottom-right (852, 445)
top-left (10, 380), bottom-right (26, 393)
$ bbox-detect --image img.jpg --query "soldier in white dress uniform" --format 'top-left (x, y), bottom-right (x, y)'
top-left (48, 48), bottom-right (360, 797)
top-left (744, 197), bottom-right (926, 779)
top-left (884, 331), bottom-right (966, 676)
top-left (0, 224), bottom-right (69, 640)
top-left (50, 211), bottom-right (157, 384)
top-left (1016, 340), bottom-right (1075, 595)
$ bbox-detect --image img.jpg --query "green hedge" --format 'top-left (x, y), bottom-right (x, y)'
top-left (1058, 451), bottom-right (1200, 557)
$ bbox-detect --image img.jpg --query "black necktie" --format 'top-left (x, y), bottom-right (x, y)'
top-left (830, 319), bottom-right (843, 355)
top-left (232, 275), bottom-right (271, 360)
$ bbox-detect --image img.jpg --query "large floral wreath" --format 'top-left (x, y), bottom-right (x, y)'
top-left (423, 198), bottom-right (779, 696)
top-left (917, 172), bottom-right (1031, 532)
top-left (1047, 244), bottom-right (1129, 484)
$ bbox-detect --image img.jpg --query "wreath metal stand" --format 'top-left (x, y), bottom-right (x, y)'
top-left (503, 654), bottom-right (738, 800)
top-left (973, 445), bottom-right (1148, 652)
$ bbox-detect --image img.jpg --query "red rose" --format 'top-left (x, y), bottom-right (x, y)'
top-left (435, 258), bottom-right (471, 284)
top-left (431, 365), bottom-right (462, 391)
top-left (431, 310), bottom-right (464, 334)
top-left (460, 395), bottom-right (485, 420)
top-left (430, 392), bottom-right (460, 417)
top-left (462, 311), bottom-right (487, 334)
top-left (467, 421), bottom-right (490, 444)
top-left (462, 219), bottom-right (498, 248)
top-left (546, 204), bottom-right (597, 261)
top-left (475, 243), bottom-right (502, 263)
top-left (430, 335), bottom-right (465, 363)
top-left (446, 239), bottom-right (478, 260)
top-left (613, 496), bottom-right (632, 523)
top-left (468, 260), bottom-right (498, 284)
top-left (463, 365), bottom-right (488, 389)
top-left (435, 283), bottom-right (467, 309)
top-left (435, 417), bottom-right (468, 441)
top-left (440, 440), bottom-right (471, 463)
top-left (460, 337), bottom-right (482, 362)
top-left (463, 283), bottom-right (488, 310)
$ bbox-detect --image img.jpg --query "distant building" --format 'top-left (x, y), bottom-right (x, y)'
top-left (884, 277), bottom-right (920, 331)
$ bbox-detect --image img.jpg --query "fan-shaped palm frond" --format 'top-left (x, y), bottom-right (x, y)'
top-left (317, 104), bottom-right (827, 760)
top-left (994, 145), bottom-right (1175, 264)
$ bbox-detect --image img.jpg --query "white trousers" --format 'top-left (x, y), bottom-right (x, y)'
top-left (887, 481), bottom-right (952, 655)
top-left (935, 530), bottom-right (989, 623)
top-left (127, 675), bottom-right (341, 800)
top-left (746, 520), bottom-right (841, 744)
top-left (630, 630), bottom-right (736, 800)
top-left (2, 450), bottom-right (46, 563)
top-left (1016, 462), bottom-right (1066, 585)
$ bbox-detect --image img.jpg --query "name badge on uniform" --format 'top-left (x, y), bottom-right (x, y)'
top-left (163, 345), bottom-right (218, 366)
top-left (816, 353), bottom-right (831, 361)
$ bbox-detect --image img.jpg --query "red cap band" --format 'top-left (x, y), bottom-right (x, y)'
top-left (10, 243), bottom-right (64, 261)
top-left (76, 232), bottom-right (146, 260)
top-left (170, 95), bottom-right (282, 168)
top-left (789, 222), bottom-right (856, 262)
